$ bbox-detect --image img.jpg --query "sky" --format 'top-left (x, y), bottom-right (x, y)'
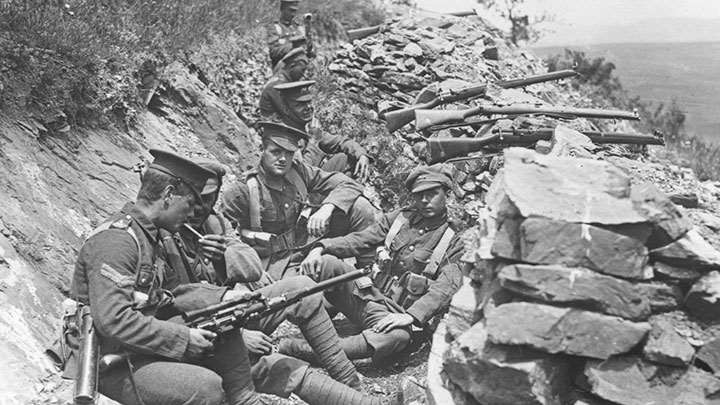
top-left (415, 0), bottom-right (720, 45)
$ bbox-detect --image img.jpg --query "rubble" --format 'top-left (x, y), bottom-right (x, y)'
top-left (486, 302), bottom-right (650, 359)
top-left (685, 271), bottom-right (720, 320)
top-left (584, 356), bottom-right (720, 405)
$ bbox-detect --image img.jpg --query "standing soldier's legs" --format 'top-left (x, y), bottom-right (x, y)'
top-left (251, 275), bottom-right (358, 386)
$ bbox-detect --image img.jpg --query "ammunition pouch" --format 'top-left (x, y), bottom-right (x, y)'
top-left (373, 269), bottom-right (430, 310)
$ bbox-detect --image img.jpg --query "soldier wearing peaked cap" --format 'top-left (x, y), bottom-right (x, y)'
top-left (159, 160), bottom-right (396, 404)
top-left (259, 47), bottom-right (309, 122)
top-left (267, 0), bottom-right (306, 70)
top-left (280, 164), bottom-right (464, 366)
top-left (70, 149), bottom-right (262, 404)
top-left (270, 79), bottom-right (372, 181)
top-left (220, 121), bottom-right (378, 282)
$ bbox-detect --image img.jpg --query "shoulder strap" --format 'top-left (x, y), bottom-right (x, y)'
top-left (422, 226), bottom-right (456, 279)
top-left (87, 216), bottom-right (143, 274)
top-left (286, 165), bottom-right (307, 201)
top-left (384, 213), bottom-right (409, 250)
top-left (247, 176), bottom-right (262, 232)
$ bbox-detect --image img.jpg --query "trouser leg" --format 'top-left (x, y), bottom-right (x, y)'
top-left (203, 329), bottom-right (260, 405)
top-left (326, 197), bottom-right (379, 268)
top-left (99, 358), bottom-right (225, 405)
top-left (321, 153), bottom-right (349, 173)
top-left (254, 276), bottom-right (358, 386)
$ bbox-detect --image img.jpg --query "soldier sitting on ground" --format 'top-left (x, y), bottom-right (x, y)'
top-left (70, 149), bottom-right (258, 405)
top-left (221, 122), bottom-right (378, 281)
top-left (274, 80), bottom-right (371, 181)
top-left (280, 164), bottom-right (464, 365)
top-left (163, 160), bottom-right (392, 404)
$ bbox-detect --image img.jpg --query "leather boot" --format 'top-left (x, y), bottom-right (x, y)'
top-left (296, 369), bottom-right (397, 405)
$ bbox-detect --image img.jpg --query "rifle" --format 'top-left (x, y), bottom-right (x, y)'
top-left (184, 268), bottom-right (370, 333)
top-left (426, 128), bottom-right (665, 164)
top-left (74, 307), bottom-right (99, 405)
top-left (447, 9), bottom-right (478, 17)
top-left (304, 13), bottom-right (315, 58)
top-left (416, 104), bottom-right (639, 131)
top-left (346, 24), bottom-right (385, 41)
top-left (383, 69), bottom-right (579, 132)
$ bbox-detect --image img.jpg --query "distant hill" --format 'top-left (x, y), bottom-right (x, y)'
top-left (537, 17), bottom-right (720, 47)
top-left (534, 42), bottom-right (720, 144)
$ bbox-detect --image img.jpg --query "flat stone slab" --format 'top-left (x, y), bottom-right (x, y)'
top-left (498, 264), bottom-right (651, 321)
top-left (643, 316), bottom-right (695, 366)
top-left (698, 338), bottom-right (720, 375)
top-left (486, 302), bottom-right (650, 359)
top-left (445, 277), bottom-right (483, 339)
top-left (520, 217), bottom-right (649, 279)
top-left (585, 356), bottom-right (720, 405)
top-left (636, 282), bottom-right (682, 313)
top-left (444, 321), bottom-right (570, 405)
top-left (501, 148), bottom-right (646, 225)
top-left (631, 182), bottom-right (693, 248)
top-left (651, 228), bottom-right (720, 270)
top-left (686, 270), bottom-right (720, 320)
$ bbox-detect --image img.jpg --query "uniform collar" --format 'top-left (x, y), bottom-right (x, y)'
top-left (121, 202), bottom-right (160, 244)
top-left (408, 209), bottom-right (448, 232)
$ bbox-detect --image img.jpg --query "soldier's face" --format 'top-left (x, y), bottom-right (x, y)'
top-left (412, 186), bottom-right (447, 219)
top-left (280, 3), bottom-right (299, 20)
top-left (163, 192), bottom-right (197, 231)
top-left (189, 190), bottom-right (218, 227)
top-left (289, 99), bottom-right (314, 122)
top-left (261, 141), bottom-right (295, 177)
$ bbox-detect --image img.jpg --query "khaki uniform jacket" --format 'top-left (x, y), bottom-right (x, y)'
top-left (266, 19), bottom-right (304, 68)
top-left (70, 202), bottom-right (228, 361)
top-left (318, 209), bottom-right (464, 325)
top-left (221, 159), bottom-right (364, 260)
top-left (258, 71), bottom-right (292, 123)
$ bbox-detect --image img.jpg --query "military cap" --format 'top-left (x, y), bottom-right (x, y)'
top-left (258, 121), bottom-right (309, 152)
top-left (405, 163), bottom-right (454, 193)
top-left (279, 47), bottom-right (307, 65)
top-left (274, 80), bottom-right (315, 103)
top-left (148, 149), bottom-right (215, 199)
top-left (196, 160), bottom-right (227, 195)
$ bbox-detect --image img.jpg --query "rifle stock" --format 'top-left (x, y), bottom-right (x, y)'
top-left (384, 69), bottom-right (577, 132)
top-left (74, 309), bottom-right (99, 405)
top-left (427, 129), bottom-right (664, 163)
top-left (416, 104), bottom-right (640, 131)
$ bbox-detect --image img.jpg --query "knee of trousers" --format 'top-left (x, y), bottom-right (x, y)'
top-left (363, 328), bottom-right (412, 363)
top-left (317, 254), bottom-right (355, 280)
top-left (193, 371), bottom-right (226, 405)
top-left (252, 353), bottom-right (309, 398)
top-left (349, 196), bottom-right (380, 230)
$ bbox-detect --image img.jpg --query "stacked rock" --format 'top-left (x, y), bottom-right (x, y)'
top-left (435, 143), bottom-right (720, 405)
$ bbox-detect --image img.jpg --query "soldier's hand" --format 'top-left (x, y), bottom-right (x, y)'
top-left (307, 204), bottom-right (334, 238)
top-left (242, 329), bottom-right (273, 355)
top-left (300, 246), bottom-right (324, 279)
top-left (198, 234), bottom-right (227, 262)
top-left (373, 313), bottom-right (414, 334)
top-left (186, 329), bottom-right (216, 359)
top-left (354, 155), bottom-right (371, 183)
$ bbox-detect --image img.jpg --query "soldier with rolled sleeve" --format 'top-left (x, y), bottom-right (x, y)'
top-left (281, 164), bottom-right (464, 365)
top-left (70, 149), bottom-right (259, 405)
top-left (273, 80), bottom-right (371, 181)
top-left (163, 160), bottom-right (396, 404)
top-left (221, 121), bottom-right (378, 281)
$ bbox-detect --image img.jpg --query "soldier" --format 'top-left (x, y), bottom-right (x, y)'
top-left (259, 47), bottom-right (309, 122)
top-left (165, 161), bottom-right (392, 404)
top-left (70, 149), bottom-right (259, 405)
top-left (274, 80), bottom-right (371, 180)
top-left (267, 0), bottom-right (305, 70)
top-left (282, 164), bottom-right (464, 364)
top-left (221, 121), bottom-right (378, 281)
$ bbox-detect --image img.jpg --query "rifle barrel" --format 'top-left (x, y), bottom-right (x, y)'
top-left (346, 25), bottom-right (383, 41)
top-left (498, 69), bottom-right (578, 89)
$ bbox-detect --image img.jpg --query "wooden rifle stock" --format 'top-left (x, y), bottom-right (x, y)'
top-left (416, 104), bottom-right (640, 131)
top-left (427, 128), bottom-right (664, 164)
top-left (74, 309), bottom-right (99, 405)
top-left (384, 69), bottom-right (578, 132)
top-left (346, 25), bottom-right (384, 41)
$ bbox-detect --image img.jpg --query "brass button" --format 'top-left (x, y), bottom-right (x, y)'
top-left (408, 245), bottom-right (415, 251)
top-left (418, 229), bottom-right (424, 235)
top-left (284, 203), bottom-right (290, 208)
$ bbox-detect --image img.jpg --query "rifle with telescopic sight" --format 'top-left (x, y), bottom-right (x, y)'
top-left (425, 128), bottom-right (665, 164)
top-left (383, 69), bottom-right (579, 132)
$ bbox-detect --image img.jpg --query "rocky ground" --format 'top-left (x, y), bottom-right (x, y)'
top-left (2, 2), bottom-right (720, 405)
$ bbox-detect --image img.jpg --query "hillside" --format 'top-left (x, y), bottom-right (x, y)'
top-left (1, 1), bottom-right (720, 404)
